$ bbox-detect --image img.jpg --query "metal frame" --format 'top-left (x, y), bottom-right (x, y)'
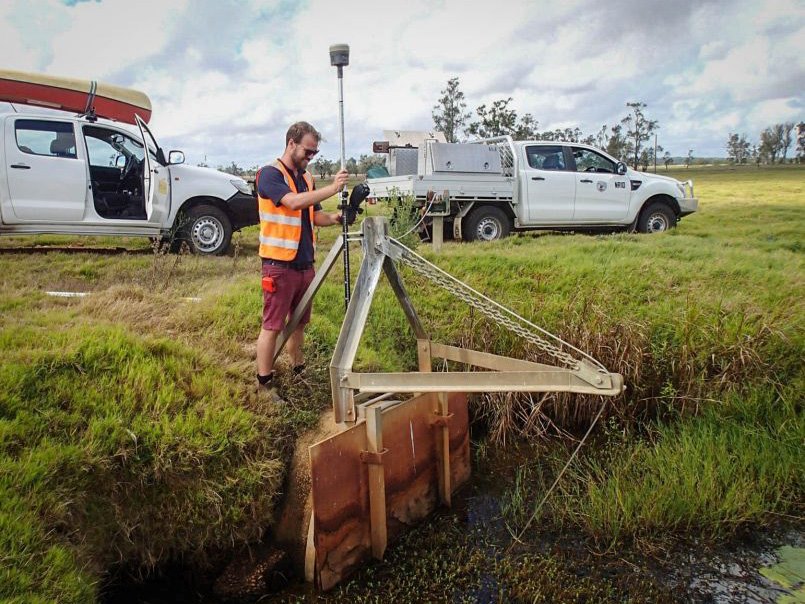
top-left (294, 215), bottom-right (625, 590)
top-left (272, 216), bottom-right (624, 424)
top-left (272, 234), bottom-right (346, 361)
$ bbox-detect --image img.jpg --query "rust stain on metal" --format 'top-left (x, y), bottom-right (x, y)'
top-left (309, 392), bottom-right (470, 591)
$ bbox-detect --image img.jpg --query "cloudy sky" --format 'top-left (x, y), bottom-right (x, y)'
top-left (1, 0), bottom-right (803, 167)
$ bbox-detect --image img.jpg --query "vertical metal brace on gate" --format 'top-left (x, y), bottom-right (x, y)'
top-left (431, 392), bottom-right (453, 506)
top-left (360, 403), bottom-right (388, 558)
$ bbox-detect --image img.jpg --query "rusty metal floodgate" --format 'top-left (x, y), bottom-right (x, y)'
top-left (272, 217), bottom-right (624, 590)
top-left (308, 391), bottom-right (469, 590)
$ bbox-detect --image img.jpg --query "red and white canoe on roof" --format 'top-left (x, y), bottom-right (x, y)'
top-left (0, 69), bottom-right (151, 125)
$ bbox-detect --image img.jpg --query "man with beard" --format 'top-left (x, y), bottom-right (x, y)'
top-left (255, 121), bottom-right (348, 394)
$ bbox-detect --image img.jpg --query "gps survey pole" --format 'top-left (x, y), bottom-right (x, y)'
top-left (330, 43), bottom-right (351, 309)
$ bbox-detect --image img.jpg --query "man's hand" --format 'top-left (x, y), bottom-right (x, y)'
top-left (329, 169), bottom-right (349, 194)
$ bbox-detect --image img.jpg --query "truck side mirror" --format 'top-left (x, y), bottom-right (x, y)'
top-left (115, 155), bottom-right (126, 168)
top-left (168, 150), bottom-right (185, 165)
top-left (616, 162), bottom-right (627, 175)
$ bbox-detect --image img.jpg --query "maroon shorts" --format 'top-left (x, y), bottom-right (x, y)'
top-left (261, 261), bottom-right (315, 332)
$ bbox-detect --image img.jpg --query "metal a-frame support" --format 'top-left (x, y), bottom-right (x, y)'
top-left (274, 216), bottom-right (624, 424)
top-left (273, 216), bottom-right (624, 589)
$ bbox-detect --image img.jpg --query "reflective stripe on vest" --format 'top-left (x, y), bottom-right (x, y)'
top-left (257, 161), bottom-right (315, 260)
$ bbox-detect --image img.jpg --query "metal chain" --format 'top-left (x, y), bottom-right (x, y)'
top-left (390, 239), bottom-right (597, 371)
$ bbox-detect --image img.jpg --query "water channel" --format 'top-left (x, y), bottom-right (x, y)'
top-left (102, 439), bottom-right (803, 603)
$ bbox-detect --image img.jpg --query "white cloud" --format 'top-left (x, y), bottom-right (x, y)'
top-left (676, 31), bottom-right (805, 104)
top-left (0, 0), bottom-right (72, 70)
top-left (47, 0), bottom-right (188, 78)
top-left (1, 0), bottom-right (803, 164)
top-left (746, 97), bottom-right (802, 128)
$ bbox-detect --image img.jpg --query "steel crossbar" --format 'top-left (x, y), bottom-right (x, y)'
top-left (273, 217), bottom-right (623, 423)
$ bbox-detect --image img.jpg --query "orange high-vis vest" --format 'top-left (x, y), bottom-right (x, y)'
top-left (257, 161), bottom-right (316, 260)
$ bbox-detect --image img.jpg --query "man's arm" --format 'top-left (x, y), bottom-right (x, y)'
top-left (279, 169), bottom-right (349, 211)
top-left (313, 210), bottom-right (342, 226)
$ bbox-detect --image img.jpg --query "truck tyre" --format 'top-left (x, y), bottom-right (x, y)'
top-left (180, 204), bottom-right (233, 255)
top-left (464, 206), bottom-right (511, 242)
top-left (637, 201), bottom-right (677, 234)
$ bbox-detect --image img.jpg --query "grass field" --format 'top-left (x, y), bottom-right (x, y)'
top-left (0, 166), bottom-right (803, 601)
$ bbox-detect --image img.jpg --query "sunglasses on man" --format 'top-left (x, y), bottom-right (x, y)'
top-left (296, 142), bottom-right (319, 158)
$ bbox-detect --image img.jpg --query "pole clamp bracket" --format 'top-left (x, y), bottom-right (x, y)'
top-left (360, 448), bottom-right (388, 465)
top-left (429, 413), bottom-right (454, 428)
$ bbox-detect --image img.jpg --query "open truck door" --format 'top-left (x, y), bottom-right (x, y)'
top-left (135, 114), bottom-right (170, 224)
top-left (135, 115), bottom-right (155, 220)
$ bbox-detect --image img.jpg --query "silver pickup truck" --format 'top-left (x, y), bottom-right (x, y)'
top-left (368, 136), bottom-right (698, 241)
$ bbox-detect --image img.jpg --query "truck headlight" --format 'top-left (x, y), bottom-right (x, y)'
top-left (230, 179), bottom-right (253, 195)
top-left (676, 180), bottom-right (694, 198)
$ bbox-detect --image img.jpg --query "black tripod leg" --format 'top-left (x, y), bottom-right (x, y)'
top-left (340, 189), bottom-right (351, 309)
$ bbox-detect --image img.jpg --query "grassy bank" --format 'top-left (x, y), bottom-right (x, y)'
top-left (0, 166), bottom-right (803, 601)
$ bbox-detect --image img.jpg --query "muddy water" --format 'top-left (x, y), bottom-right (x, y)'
top-left (431, 471), bottom-right (803, 604)
top-left (682, 532), bottom-right (804, 603)
top-left (102, 444), bottom-right (804, 603)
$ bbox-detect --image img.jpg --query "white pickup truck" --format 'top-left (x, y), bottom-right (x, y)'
top-left (0, 104), bottom-right (257, 254)
top-left (367, 136), bottom-right (699, 241)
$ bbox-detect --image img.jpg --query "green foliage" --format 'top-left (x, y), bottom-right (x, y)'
top-left (346, 157), bottom-right (358, 176)
top-left (466, 97), bottom-right (537, 140)
top-left (550, 384), bottom-right (802, 544)
top-left (357, 154), bottom-right (385, 175)
top-left (726, 132), bottom-right (751, 164)
top-left (0, 324), bottom-right (286, 601)
top-left (432, 76), bottom-right (471, 143)
top-left (311, 156), bottom-right (335, 178)
top-left (0, 166), bottom-right (802, 599)
top-left (760, 545), bottom-right (805, 596)
top-left (384, 188), bottom-right (423, 249)
top-left (621, 101), bottom-right (659, 169)
top-left (311, 512), bottom-right (675, 603)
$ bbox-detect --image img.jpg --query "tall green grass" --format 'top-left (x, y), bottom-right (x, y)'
top-left (0, 166), bottom-right (802, 600)
top-left (499, 380), bottom-right (803, 546)
top-left (567, 384), bottom-right (803, 543)
top-left (0, 323), bottom-right (291, 601)
top-left (480, 167), bottom-right (804, 545)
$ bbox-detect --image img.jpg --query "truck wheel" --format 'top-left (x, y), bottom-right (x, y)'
top-left (637, 202), bottom-right (677, 234)
top-left (464, 206), bottom-right (511, 242)
top-left (182, 204), bottom-right (233, 255)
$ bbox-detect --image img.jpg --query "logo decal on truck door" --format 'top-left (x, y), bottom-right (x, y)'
top-left (596, 181), bottom-right (607, 192)
top-left (615, 181), bottom-right (626, 189)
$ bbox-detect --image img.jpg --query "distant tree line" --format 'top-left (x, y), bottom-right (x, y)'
top-left (432, 76), bottom-right (804, 170)
top-left (309, 154), bottom-right (385, 178)
top-left (207, 154), bottom-right (386, 180)
top-left (726, 122), bottom-right (804, 165)
top-left (432, 77), bottom-right (663, 169)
